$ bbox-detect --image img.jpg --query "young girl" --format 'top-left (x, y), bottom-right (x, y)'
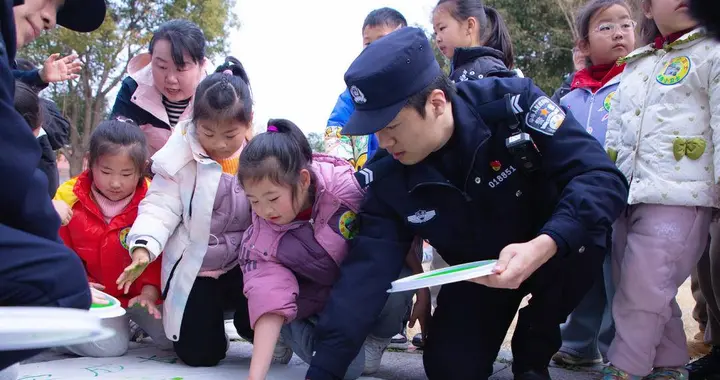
top-left (110, 19), bottom-right (209, 157)
top-left (53, 118), bottom-right (169, 357)
top-left (603, 0), bottom-right (720, 378)
top-left (432, 0), bottom-right (518, 82)
top-left (552, 0), bottom-right (636, 368)
top-left (239, 119), bottom-right (420, 380)
top-left (116, 58), bottom-right (293, 367)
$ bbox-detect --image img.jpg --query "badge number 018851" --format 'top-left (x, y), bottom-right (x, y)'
top-left (488, 166), bottom-right (516, 188)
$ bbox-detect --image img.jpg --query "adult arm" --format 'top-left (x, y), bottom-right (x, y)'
top-left (307, 187), bottom-right (413, 379)
top-left (517, 79), bottom-right (628, 256)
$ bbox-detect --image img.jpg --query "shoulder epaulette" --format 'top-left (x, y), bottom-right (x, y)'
top-left (354, 150), bottom-right (398, 188)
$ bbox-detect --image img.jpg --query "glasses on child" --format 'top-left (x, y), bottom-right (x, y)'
top-left (594, 20), bottom-right (636, 35)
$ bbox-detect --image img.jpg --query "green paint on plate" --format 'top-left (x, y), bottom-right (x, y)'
top-left (415, 260), bottom-right (496, 280)
top-left (90, 296), bottom-right (117, 309)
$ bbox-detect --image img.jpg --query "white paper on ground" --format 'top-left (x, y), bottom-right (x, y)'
top-left (19, 346), bottom-right (383, 380)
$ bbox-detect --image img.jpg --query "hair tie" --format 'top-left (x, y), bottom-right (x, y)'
top-left (267, 125), bottom-right (278, 133)
top-left (223, 69), bottom-right (233, 75)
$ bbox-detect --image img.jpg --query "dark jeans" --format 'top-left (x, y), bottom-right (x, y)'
top-left (0, 224), bottom-right (91, 370)
top-left (173, 266), bottom-right (253, 367)
top-left (423, 246), bottom-right (604, 380)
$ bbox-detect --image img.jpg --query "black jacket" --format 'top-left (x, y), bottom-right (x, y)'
top-left (551, 72), bottom-right (576, 104)
top-left (0, 0), bottom-right (63, 240)
top-left (306, 77), bottom-right (629, 378)
top-left (450, 46), bottom-right (516, 83)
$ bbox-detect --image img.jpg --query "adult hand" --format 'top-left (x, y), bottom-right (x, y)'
top-left (89, 282), bottom-right (109, 305)
top-left (39, 53), bottom-right (82, 83)
top-left (470, 234), bottom-right (557, 289)
top-left (52, 199), bottom-right (73, 225)
top-left (408, 287), bottom-right (431, 341)
top-left (116, 248), bottom-right (151, 294)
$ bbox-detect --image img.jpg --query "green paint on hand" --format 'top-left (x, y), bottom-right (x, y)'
top-left (415, 260), bottom-right (496, 280)
top-left (90, 296), bottom-right (116, 309)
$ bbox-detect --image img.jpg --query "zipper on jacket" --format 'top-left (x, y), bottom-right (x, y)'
top-left (585, 93), bottom-right (596, 135)
top-left (161, 254), bottom-right (183, 300)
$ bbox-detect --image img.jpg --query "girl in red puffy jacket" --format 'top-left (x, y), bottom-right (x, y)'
top-left (53, 118), bottom-right (169, 357)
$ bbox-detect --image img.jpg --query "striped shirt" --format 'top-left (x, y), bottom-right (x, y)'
top-left (162, 96), bottom-right (191, 127)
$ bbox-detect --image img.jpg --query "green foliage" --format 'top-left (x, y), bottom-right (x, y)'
top-left (485, 0), bottom-right (577, 94)
top-left (307, 132), bottom-right (326, 153)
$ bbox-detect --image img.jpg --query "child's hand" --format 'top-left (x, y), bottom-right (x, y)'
top-left (89, 282), bottom-right (109, 305)
top-left (116, 248), bottom-right (151, 294)
top-left (52, 199), bottom-right (73, 225)
top-left (129, 287), bottom-right (161, 319)
top-left (409, 288), bottom-right (431, 342)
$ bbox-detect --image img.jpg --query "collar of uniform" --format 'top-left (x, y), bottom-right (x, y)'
top-left (406, 91), bottom-right (491, 191)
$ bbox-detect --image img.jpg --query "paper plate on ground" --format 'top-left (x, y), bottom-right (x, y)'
top-left (89, 289), bottom-right (125, 319)
top-left (388, 259), bottom-right (498, 293)
top-left (0, 307), bottom-right (115, 350)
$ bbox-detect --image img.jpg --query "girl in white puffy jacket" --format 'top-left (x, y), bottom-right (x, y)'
top-left (603, 0), bottom-right (720, 379)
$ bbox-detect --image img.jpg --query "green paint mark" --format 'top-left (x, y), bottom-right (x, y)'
top-left (415, 260), bottom-right (496, 280)
top-left (90, 296), bottom-right (117, 309)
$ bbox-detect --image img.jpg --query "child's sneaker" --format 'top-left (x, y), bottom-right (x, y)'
top-left (411, 333), bottom-right (424, 349)
top-left (362, 335), bottom-right (390, 375)
top-left (272, 337), bottom-right (293, 364)
top-left (388, 332), bottom-right (408, 349)
top-left (602, 365), bottom-right (642, 380)
top-left (644, 367), bottom-right (688, 379)
top-left (551, 350), bottom-right (602, 367)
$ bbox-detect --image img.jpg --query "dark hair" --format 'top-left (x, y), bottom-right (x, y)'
top-left (238, 118), bottom-right (313, 201)
top-left (149, 19), bottom-right (206, 67)
top-left (363, 7), bottom-right (408, 30)
top-left (576, 0), bottom-right (633, 42)
top-left (14, 80), bottom-right (43, 131)
top-left (88, 119), bottom-right (148, 175)
top-left (193, 57), bottom-right (252, 124)
top-left (436, 1), bottom-right (514, 68)
top-left (15, 57), bottom-right (36, 71)
top-left (639, 0), bottom-right (661, 45)
top-left (690, 0), bottom-right (720, 41)
top-left (405, 75), bottom-right (457, 118)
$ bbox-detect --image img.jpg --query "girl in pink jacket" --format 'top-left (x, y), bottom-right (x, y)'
top-left (239, 119), bottom-right (421, 380)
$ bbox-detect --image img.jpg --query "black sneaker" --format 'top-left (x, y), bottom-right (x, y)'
top-left (514, 369), bottom-right (551, 380)
top-left (411, 333), bottom-right (424, 349)
top-left (687, 346), bottom-right (720, 380)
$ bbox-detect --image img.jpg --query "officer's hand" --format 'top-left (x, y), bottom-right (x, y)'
top-left (470, 235), bottom-right (557, 289)
top-left (116, 248), bottom-right (151, 294)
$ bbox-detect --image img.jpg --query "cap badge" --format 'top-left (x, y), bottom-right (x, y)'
top-left (349, 85), bottom-right (367, 105)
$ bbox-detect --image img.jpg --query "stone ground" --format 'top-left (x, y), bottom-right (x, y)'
top-left (16, 279), bottom-right (699, 379)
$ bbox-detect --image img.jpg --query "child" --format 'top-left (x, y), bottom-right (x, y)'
top-left (603, 0), bottom-right (720, 378)
top-left (52, 118), bottom-right (169, 357)
top-left (239, 119), bottom-right (420, 380)
top-left (325, 7), bottom-right (407, 170)
top-left (552, 0), bottom-right (636, 368)
top-left (116, 58), bottom-right (293, 367)
top-left (432, 0), bottom-right (518, 82)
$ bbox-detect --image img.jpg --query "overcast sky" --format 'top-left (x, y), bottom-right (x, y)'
top-left (229, 0), bottom-right (438, 135)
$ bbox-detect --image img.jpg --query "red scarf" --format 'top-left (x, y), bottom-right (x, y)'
top-left (295, 207), bottom-right (313, 221)
top-left (654, 27), bottom-right (697, 49)
top-left (571, 63), bottom-right (626, 93)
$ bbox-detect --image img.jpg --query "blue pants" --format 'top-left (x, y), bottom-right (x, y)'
top-left (558, 252), bottom-right (615, 361)
top-left (0, 224), bottom-right (91, 370)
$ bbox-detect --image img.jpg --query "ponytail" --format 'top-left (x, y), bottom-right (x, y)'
top-left (238, 118), bottom-right (313, 199)
top-left (482, 6), bottom-right (514, 68)
top-left (193, 56), bottom-right (253, 124)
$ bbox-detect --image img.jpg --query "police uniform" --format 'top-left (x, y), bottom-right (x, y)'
top-left (305, 28), bottom-right (629, 380)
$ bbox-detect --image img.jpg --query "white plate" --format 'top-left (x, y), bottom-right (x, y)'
top-left (89, 290), bottom-right (126, 319)
top-left (0, 307), bottom-right (115, 350)
top-left (388, 259), bottom-right (498, 293)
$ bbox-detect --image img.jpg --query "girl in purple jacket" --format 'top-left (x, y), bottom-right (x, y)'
top-left (238, 119), bottom-right (422, 380)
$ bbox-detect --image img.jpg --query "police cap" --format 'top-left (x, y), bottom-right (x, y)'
top-left (341, 27), bottom-right (442, 136)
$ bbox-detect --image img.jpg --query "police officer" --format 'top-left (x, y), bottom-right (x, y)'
top-left (304, 27), bottom-right (628, 380)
